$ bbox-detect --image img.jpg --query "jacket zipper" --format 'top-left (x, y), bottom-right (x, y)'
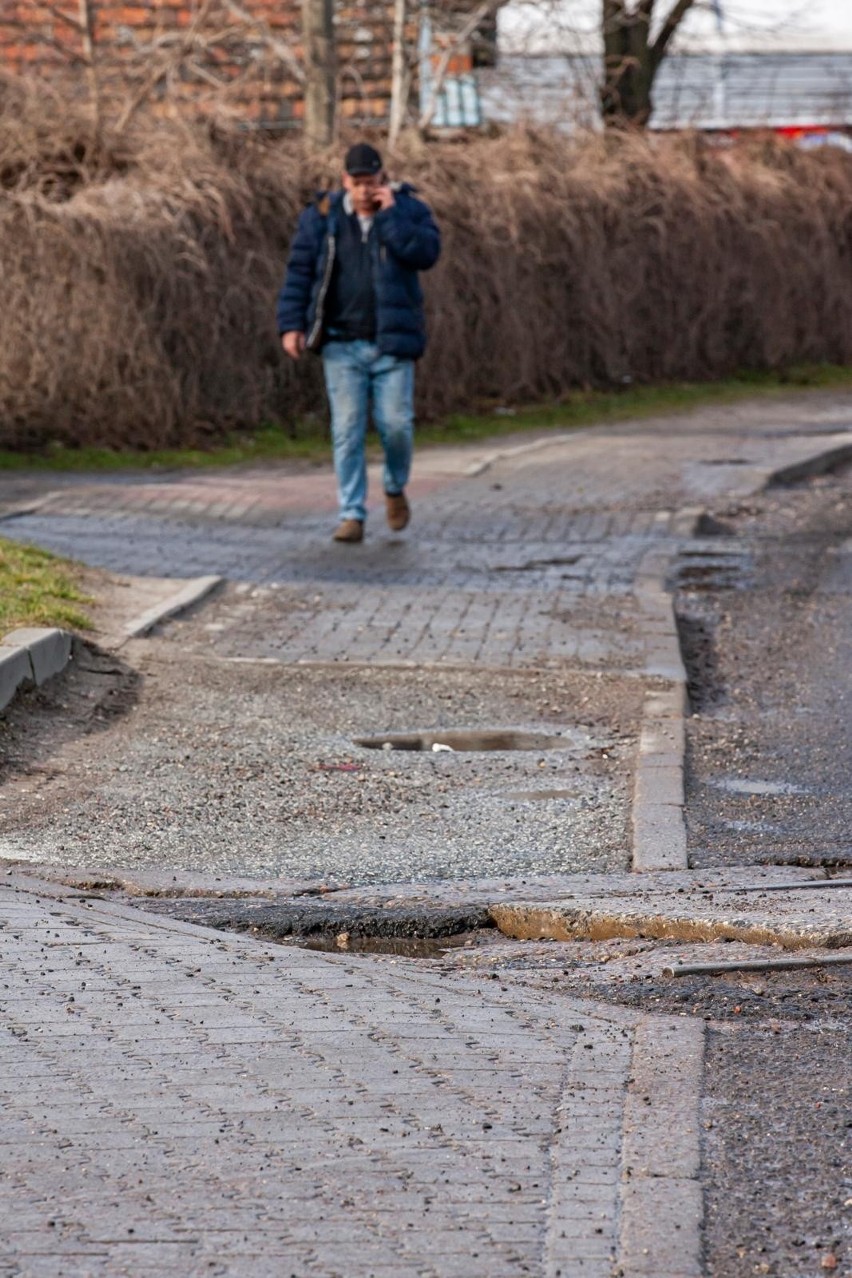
top-left (307, 233), bottom-right (336, 350)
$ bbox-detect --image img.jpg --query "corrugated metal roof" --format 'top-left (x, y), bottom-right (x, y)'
top-left (478, 52), bottom-right (852, 131)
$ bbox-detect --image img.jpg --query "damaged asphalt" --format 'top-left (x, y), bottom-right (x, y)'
top-left (1, 394), bottom-right (851, 1277)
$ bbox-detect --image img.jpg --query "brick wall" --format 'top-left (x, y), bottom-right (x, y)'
top-left (0, 0), bottom-right (410, 126)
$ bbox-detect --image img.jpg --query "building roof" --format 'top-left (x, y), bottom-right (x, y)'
top-left (478, 51), bottom-right (852, 132)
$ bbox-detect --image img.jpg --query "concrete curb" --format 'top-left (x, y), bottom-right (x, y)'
top-left (0, 627), bottom-right (73, 714)
top-left (1, 576), bottom-right (222, 711)
top-left (463, 430), bottom-right (578, 478)
top-left (118, 574), bottom-right (224, 644)
top-left (629, 433), bottom-right (852, 874)
top-left (619, 1017), bottom-right (704, 1278)
top-left (633, 548), bottom-right (689, 872)
top-left (765, 439), bottom-right (852, 488)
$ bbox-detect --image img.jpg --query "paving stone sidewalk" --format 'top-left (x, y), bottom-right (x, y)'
top-left (0, 874), bottom-right (703, 1278)
top-left (1, 396), bottom-right (849, 1277)
top-left (2, 400), bottom-right (850, 672)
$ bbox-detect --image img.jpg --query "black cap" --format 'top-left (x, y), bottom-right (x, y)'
top-left (344, 143), bottom-right (383, 177)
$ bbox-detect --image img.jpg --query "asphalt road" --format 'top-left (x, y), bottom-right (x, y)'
top-left (677, 462), bottom-right (852, 872)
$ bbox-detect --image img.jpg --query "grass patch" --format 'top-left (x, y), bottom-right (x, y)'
top-left (432, 364), bottom-right (852, 444)
top-left (1, 365), bottom-right (850, 473)
top-left (0, 538), bottom-right (92, 633)
top-left (0, 427), bottom-right (327, 474)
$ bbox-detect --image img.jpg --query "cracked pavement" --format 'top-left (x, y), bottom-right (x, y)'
top-left (1, 392), bottom-right (851, 1276)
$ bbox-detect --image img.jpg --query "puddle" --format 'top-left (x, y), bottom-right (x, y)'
top-left (296, 930), bottom-right (484, 958)
top-left (492, 556), bottom-right (582, 572)
top-left (710, 778), bottom-right (808, 797)
top-left (678, 564), bottom-right (741, 588)
top-left (353, 729), bottom-right (570, 753)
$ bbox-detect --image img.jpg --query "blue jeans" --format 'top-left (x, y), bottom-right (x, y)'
top-left (322, 340), bottom-right (415, 524)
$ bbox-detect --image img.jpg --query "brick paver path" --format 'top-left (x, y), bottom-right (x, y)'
top-left (1, 876), bottom-right (644, 1278)
top-left (4, 408), bottom-right (850, 670)
top-left (2, 402), bottom-right (847, 1276)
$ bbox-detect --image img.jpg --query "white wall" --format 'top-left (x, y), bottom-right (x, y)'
top-left (499, 0), bottom-right (852, 57)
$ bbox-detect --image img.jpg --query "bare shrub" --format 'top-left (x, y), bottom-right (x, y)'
top-left (1, 75), bottom-right (850, 451)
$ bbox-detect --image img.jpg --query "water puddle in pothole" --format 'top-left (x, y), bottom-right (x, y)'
top-left (710, 778), bottom-right (808, 796)
top-left (677, 564), bottom-right (742, 590)
top-left (353, 730), bottom-right (571, 753)
top-left (293, 930), bottom-right (486, 958)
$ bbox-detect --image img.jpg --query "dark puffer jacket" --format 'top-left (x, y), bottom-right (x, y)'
top-left (276, 185), bottom-right (441, 360)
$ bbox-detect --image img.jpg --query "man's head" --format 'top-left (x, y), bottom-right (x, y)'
top-left (343, 142), bottom-right (384, 216)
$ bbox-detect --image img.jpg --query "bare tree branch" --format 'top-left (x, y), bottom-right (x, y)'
top-left (651, 0), bottom-right (696, 71)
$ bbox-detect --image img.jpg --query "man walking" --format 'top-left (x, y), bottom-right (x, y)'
top-left (277, 143), bottom-right (441, 543)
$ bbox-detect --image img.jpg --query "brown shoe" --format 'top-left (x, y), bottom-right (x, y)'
top-left (385, 490), bottom-right (410, 532)
top-left (332, 518), bottom-right (364, 543)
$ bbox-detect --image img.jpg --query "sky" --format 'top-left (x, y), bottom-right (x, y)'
top-left (501, 0), bottom-right (852, 53)
top-left (680, 0), bottom-right (852, 50)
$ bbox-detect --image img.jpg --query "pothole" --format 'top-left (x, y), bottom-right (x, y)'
top-left (133, 898), bottom-right (496, 954)
top-left (300, 931), bottom-right (483, 958)
top-left (677, 563), bottom-right (741, 590)
top-left (709, 777), bottom-right (809, 797)
top-left (694, 513), bottom-right (734, 537)
top-left (675, 609), bottom-right (723, 711)
top-left (353, 730), bottom-right (570, 753)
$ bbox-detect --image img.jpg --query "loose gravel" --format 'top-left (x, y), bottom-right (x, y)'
top-left (0, 648), bottom-right (640, 882)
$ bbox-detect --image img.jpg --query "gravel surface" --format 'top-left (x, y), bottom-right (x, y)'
top-left (703, 1022), bottom-right (850, 1278)
top-left (0, 648), bottom-right (640, 882)
top-left (676, 465), bottom-right (852, 871)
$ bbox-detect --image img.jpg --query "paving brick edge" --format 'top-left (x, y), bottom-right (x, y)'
top-left (633, 547), bottom-right (688, 873)
top-left (619, 1016), bottom-right (705, 1278)
top-left (117, 573), bottom-right (224, 644)
top-left (487, 900), bottom-right (851, 950)
top-left (463, 430), bottom-right (580, 477)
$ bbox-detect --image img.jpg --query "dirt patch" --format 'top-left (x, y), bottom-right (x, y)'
top-left (0, 638), bottom-right (140, 783)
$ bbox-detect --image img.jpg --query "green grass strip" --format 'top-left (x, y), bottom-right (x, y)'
top-left (0, 364), bottom-right (850, 474)
top-left (0, 538), bottom-right (92, 634)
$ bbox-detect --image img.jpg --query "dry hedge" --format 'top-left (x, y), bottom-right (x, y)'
top-left (1, 75), bottom-right (851, 450)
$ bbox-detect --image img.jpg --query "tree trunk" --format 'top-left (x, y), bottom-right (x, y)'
top-left (601, 0), bottom-right (653, 128)
top-left (600, 0), bottom-right (696, 129)
top-left (388, 0), bottom-right (408, 145)
top-left (302, 0), bottom-right (336, 149)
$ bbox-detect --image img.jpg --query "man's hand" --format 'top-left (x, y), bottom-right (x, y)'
top-left (373, 185), bottom-right (396, 212)
top-left (282, 331), bottom-right (306, 360)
